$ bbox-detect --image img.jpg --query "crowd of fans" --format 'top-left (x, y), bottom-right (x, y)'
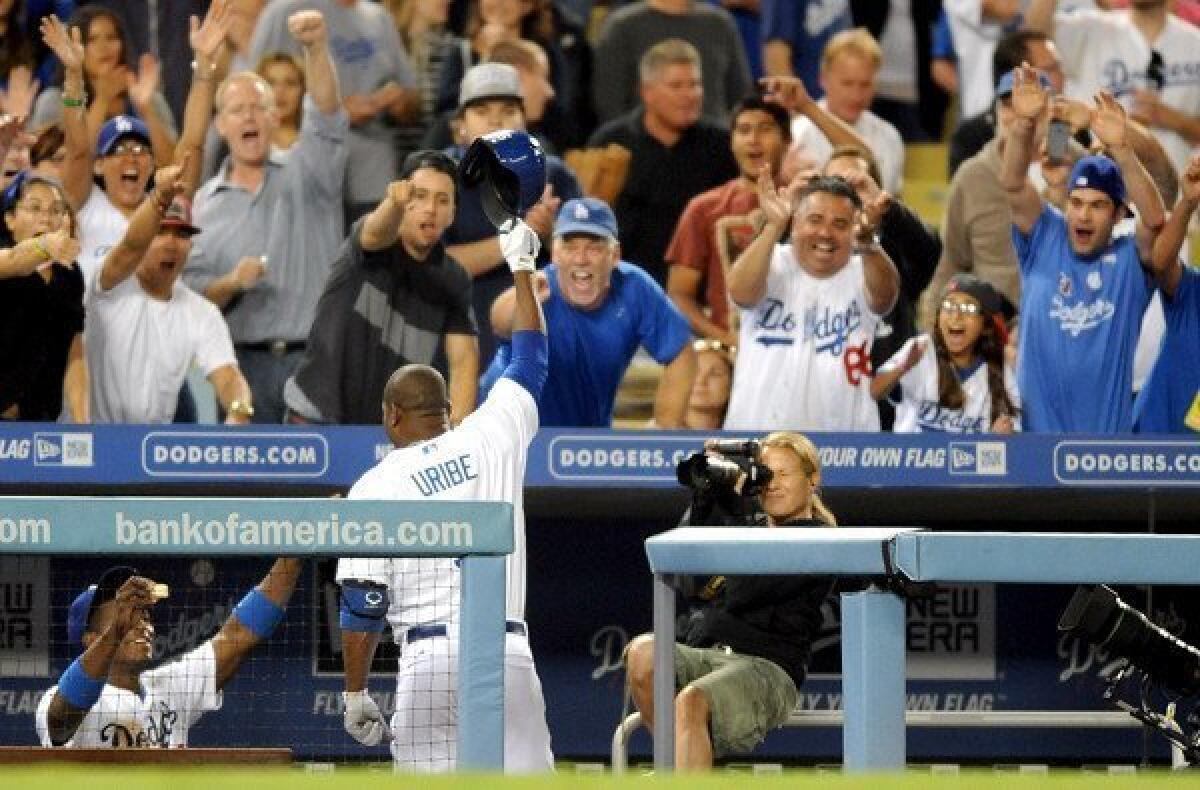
top-left (0, 0), bottom-right (1198, 435)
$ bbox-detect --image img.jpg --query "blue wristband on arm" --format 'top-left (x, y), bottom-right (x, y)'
top-left (339, 580), bottom-right (389, 633)
top-left (58, 657), bottom-right (105, 711)
top-left (503, 329), bottom-right (548, 399)
top-left (233, 588), bottom-right (285, 639)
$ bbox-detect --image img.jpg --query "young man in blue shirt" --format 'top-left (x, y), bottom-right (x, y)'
top-left (481, 197), bottom-right (695, 427)
top-left (1001, 65), bottom-right (1171, 432)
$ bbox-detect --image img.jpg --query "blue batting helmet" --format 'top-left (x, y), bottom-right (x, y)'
top-left (459, 129), bottom-right (547, 229)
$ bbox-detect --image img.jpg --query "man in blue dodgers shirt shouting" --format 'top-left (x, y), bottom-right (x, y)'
top-left (481, 197), bottom-right (695, 428)
top-left (1000, 65), bottom-right (1174, 433)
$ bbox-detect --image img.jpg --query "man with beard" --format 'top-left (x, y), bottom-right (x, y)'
top-left (284, 151), bottom-right (479, 426)
top-left (36, 559), bottom-right (301, 747)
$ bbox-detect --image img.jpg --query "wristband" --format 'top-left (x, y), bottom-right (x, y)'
top-left (61, 96), bottom-right (84, 108)
top-left (233, 588), bottom-right (285, 639)
top-left (58, 657), bottom-right (105, 711)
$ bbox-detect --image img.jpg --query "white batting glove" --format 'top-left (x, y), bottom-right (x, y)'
top-left (499, 218), bottom-right (540, 274)
top-left (343, 690), bottom-right (391, 746)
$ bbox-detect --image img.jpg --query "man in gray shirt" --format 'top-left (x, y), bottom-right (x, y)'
top-left (183, 9), bottom-right (348, 423)
top-left (250, 0), bottom-right (417, 218)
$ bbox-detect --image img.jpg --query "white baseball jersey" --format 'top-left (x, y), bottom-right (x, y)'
top-left (724, 246), bottom-right (883, 432)
top-left (35, 643), bottom-right (221, 748)
top-left (336, 376), bottom-right (537, 630)
top-left (77, 188), bottom-right (130, 289)
top-left (336, 375), bottom-right (553, 772)
top-left (1054, 10), bottom-right (1200, 176)
top-left (879, 333), bottom-right (1021, 433)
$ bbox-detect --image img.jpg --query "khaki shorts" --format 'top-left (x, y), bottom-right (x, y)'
top-left (673, 644), bottom-right (798, 755)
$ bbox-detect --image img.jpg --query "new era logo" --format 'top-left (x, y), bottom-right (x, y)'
top-left (949, 442), bottom-right (1007, 476)
top-left (33, 432), bottom-right (93, 467)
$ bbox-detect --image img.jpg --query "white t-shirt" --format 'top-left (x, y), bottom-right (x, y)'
top-left (77, 189), bottom-right (131, 288)
top-left (791, 101), bottom-right (906, 194)
top-left (35, 643), bottom-right (222, 748)
top-left (85, 274), bottom-right (237, 423)
top-left (724, 247), bottom-right (883, 432)
top-left (1055, 10), bottom-right (1200, 175)
top-left (879, 333), bottom-right (1021, 433)
top-left (336, 377), bottom-right (538, 631)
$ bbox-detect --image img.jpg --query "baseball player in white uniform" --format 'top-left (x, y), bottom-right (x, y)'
top-left (337, 218), bottom-right (553, 772)
top-left (35, 559), bottom-right (301, 747)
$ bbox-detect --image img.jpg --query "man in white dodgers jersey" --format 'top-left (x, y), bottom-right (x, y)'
top-left (723, 171), bottom-right (900, 431)
top-left (336, 217), bottom-right (553, 772)
top-left (36, 559), bottom-right (302, 747)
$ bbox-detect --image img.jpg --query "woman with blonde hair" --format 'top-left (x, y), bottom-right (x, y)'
top-left (625, 430), bottom-right (836, 770)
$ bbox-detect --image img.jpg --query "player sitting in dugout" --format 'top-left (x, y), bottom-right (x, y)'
top-left (36, 560), bottom-right (301, 747)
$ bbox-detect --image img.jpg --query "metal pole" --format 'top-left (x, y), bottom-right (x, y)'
top-left (652, 573), bottom-right (677, 771)
top-left (842, 587), bottom-right (906, 771)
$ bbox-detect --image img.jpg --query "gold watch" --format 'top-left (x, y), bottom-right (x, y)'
top-left (228, 400), bottom-right (255, 419)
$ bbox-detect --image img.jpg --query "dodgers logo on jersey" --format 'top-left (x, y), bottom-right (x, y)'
top-left (804, 301), bottom-right (861, 356)
top-left (753, 298), bottom-right (797, 346)
top-left (1048, 294), bottom-right (1116, 337)
top-left (917, 401), bottom-right (987, 433)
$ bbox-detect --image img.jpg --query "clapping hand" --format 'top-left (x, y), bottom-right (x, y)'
top-left (756, 165), bottom-right (793, 230)
top-left (1090, 91), bottom-right (1129, 151)
top-left (1010, 63), bottom-right (1048, 122)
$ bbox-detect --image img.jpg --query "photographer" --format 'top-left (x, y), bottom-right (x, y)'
top-left (623, 431), bottom-right (837, 772)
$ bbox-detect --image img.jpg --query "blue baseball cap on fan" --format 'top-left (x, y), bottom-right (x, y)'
top-left (96, 115), bottom-right (151, 157)
top-left (67, 566), bottom-right (138, 647)
top-left (554, 197), bottom-right (618, 241)
top-left (1068, 155), bottom-right (1127, 208)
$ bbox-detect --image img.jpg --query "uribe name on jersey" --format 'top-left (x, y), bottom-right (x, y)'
top-left (410, 453), bottom-right (479, 496)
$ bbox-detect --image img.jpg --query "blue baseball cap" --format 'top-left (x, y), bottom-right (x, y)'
top-left (96, 115), bottom-right (151, 157)
top-left (995, 68), bottom-right (1052, 99)
top-left (1068, 155), bottom-right (1127, 207)
top-left (67, 566), bottom-right (138, 647)
top-left (554, 197), bottom-right (618, 241)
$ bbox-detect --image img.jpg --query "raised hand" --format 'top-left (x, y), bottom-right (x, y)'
top-left (759, 75), bottom-right (812, 113)
top-left (1090, 91), bottom-right (1128, 150)
top-left (757, 166), bottom-right (792, 230)
top-left (499, 218), bottom-right (540, 273)
top-left (40, 16), bottom-right (84, 75)
top-left (1010, 63), bottom-right (1048, 122)
top-left (0, 113), bottom-right (23, 150)
top-left (1050, 95), bottom-right (1092, 133)
top-left (39, 228), bottom-right (82, 266)
top-left (858, 190), bottom-right (892, 239)
top-left (153, 152), bottom-right (191, 203)
top-left (127, 53), bottom-right (161, 111)
top-left (1182, 153), bottom-right (1200, 203)
top-left (523, 184), bottom-right (560, 240)
top-left (0, 66), bottom-right (40, 121)
top-left (189, 0), bottom-right (232, 62)
top-left (385, 178), bottom-right (413, 208)
top-left (287, 10), bottom-right (327, 48)
top-left (109, 576), bottom-right (159, 637)
top-left (902, 337), bottom-right (926, 373)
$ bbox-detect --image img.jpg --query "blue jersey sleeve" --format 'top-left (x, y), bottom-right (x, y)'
top-left (503, 330), bottom-right (549, 399)
top-left (760, 0), bottom-right (799, 43)
top-left (1012, 205), bottom-right (1058, 276)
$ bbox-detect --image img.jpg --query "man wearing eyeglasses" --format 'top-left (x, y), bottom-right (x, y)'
top-left (1026, 0), bottom-right (1200, 177)
top-left (482, 197), bottom-right (696, 427)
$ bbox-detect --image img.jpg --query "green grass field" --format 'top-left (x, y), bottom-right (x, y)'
top-left (5, 766), bottom-right (1199, 789)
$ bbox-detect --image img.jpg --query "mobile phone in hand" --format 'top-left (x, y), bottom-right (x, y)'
top-left (1047, 119), bottom-right (1070, 165)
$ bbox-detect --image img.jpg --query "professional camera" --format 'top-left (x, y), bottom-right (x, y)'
top-left (676, 439), bottom-right (773, 497)
top-left (1059, 585), bottom-right (1200, 764)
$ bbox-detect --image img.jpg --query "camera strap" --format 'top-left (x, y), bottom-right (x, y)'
top-left (880, 537), bottom-right (938, 600)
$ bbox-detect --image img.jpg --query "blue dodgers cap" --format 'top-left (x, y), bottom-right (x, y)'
top-left (554, 197), bottom-right (618, 241)
top-left (67, 566), bottom-right (138, 647)
top-left (96, 115), bottom-right (151, 157)
top-left (459, 129), bottom-right (547, 228)
top-left (995, 68), bottom-right (1052, 99)
top-left (1068, 155), bottom-right (1127, 207)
